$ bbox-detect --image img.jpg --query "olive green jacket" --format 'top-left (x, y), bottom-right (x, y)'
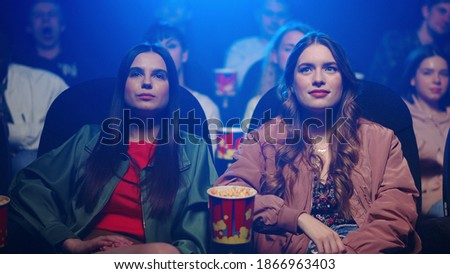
top-left (9, 125), bottom-right (217, 253)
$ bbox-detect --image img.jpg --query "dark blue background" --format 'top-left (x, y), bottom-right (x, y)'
top-left (1, 0), bottom-right (423, 79)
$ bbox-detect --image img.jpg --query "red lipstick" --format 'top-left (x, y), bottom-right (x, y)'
top-left (308, 89), bottom-right (330, 98)
top-left (137, 94), bottom-right (155, 101)
top-left (430, 88), bottom-right (442, 94)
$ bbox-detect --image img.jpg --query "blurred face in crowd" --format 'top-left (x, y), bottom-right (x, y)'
top-left (28, 1), bottom-right (65, 49)
top-left (411, 55), bottom-right (449, 105)
top-left (125, 52), bottom-right (170, 116)
top-left (258, 0), bottom-right (290, 39)
top-left (423, 2), bottom-right (450, 36)
top-left (154, 0), bottom-right (192, 28)
top-left (293, 44), bottom-right (343, 113)
top-left (158, 37), bottom-right (188, 74)
top-left (272, 30), bottom-right (305, 71)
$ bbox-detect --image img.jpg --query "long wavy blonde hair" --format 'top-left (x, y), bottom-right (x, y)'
top-left (257, 21), bottom-right (314, 96)
top-left (263, 32), bottom-right (361, 218)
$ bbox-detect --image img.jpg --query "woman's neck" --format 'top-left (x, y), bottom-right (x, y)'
top-left (307, 124), bottom-right (327, 144)
top-left (414, 94), bottom-right (443, 116)
top-left (310, 128), bottom-right (331, 184)
top-left (301, 110), bottom-right (331, 144)
top-left (128, 122), bottom-right (160, 143)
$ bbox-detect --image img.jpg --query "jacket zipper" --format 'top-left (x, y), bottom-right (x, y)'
top-left (140, 167), bottom-right (148, 242)
top-left (140, 186), bottom-right (146, 241)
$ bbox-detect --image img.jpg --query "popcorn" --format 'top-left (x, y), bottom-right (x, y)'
top-left (208, 186), bottom-right (256, 198)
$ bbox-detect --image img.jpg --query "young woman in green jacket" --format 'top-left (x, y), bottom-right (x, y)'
top-left (8, 44), bottom-right (217, 254)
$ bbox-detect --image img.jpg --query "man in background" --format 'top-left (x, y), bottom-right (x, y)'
top-left (224, 0), bottom-right (292, 88)
top-left (15, 0), bottom-right (87, 85)
top-left (369, 0), bottom-right (450, 91)
top-left (0, 27), bottom-right (67, 180)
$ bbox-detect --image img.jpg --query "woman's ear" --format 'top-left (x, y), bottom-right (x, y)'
top-left (410, 77), bottom-right (416, 87)
top-left (182, 50), bottom-right (189, 63)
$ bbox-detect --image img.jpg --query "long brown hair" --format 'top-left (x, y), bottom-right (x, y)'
top-left (257, 21), bottom-right (314, 96)
top-left (400, 45), bottom-right (450, 109)
top-left (77, 44), bottom-right (181, 219)
top-left (263, 32), bottom-right (361, 218)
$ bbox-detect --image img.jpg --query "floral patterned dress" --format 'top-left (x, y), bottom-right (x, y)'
top-left (307, 174), bottom-right (359, 253)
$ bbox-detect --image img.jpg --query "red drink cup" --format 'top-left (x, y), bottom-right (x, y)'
top-left (214, 127), bottom-right (244, 175)
top-left (214, 68), bottom-right (237, 97)
top-left (0, 195), bottom-right (10, 248)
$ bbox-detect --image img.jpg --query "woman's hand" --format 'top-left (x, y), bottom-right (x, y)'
top-left (297, 213), bottom-right (346, 254)
top-left (62, 236), bottom-right (134, 253)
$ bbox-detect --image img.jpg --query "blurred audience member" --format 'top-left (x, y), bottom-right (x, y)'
top-left (400, 45), bottom-right (450, 217)
top-left (224, 0), bottom-right (292, 88)
top-left (0, 28), bottom-right (12, 195)
top-left (153, 0), bottom-right (193, 33)
top-left (0, 27), bottom-right (67, 178)
top-left (241, 21), bottom-right (313, 121)
top-left (151, 0), bottom-right (215, 98)
top-left (14, 0), bottom-right (90, 85)
top-left (144, 22), bottom-right (221, 126)
top-left (369, 0), bottom-right (450, 91)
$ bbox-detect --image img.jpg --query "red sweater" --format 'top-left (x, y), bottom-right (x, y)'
top-left (93, 141), bottom-right (156, 241)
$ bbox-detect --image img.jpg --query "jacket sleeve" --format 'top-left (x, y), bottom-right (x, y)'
top-left (215, 131), bottom-right (303, 235)
top-left (8, 125), bottom-right (97, 249)
top-left (342, 131), bottom-right (420, 253)
top-left (7, 72), bottom-right (67, 151)
top-left (171, 138), bottom-right (218, 254)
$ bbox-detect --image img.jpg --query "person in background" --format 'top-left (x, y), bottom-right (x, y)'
top-left (0, 27), bottom-right (67, 180)
top-left (0, 27), bottom-right (12, 195)
top-left (14, 0), bottom-right (90, 85)
top-left (224, 0), bottom-right (292, 89)
top-left (215, 32), bottom-right (421, 253)
top-left (153, 0), bottom-right (192, 33)
top-left (144, 22), bottom-right (221, 126)
top-left (151, 0), bottom-right (215, 98)
top-left (241, 21), bottom-right (313, 121)
top-left (8, 44), bottom-right (217, 253)
top-left (400, 45), bottom-right (450, 217)
top-left (369, 0), bottom-right (450, 91)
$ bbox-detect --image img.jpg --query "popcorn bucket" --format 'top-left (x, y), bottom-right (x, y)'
top-left (0, 195), bottom-right (10, 248)
top-left (207, 186), bottom-right (257, 245)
